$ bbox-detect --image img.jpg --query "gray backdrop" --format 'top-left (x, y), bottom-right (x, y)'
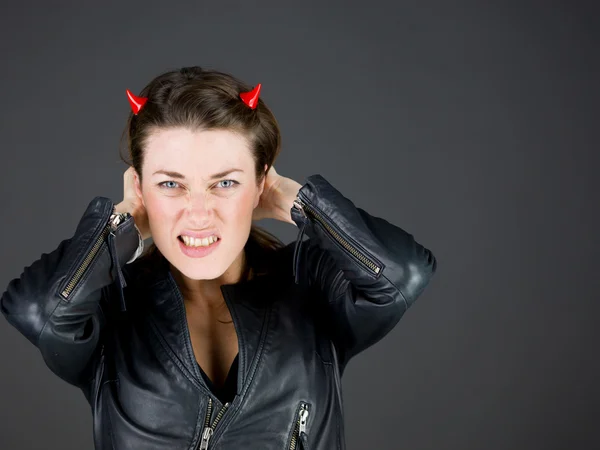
top-left (1, 1), bottom-right (598, 449)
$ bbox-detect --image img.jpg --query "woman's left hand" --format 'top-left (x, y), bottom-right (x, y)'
top-left (252, 165), bottom-right (302, 224)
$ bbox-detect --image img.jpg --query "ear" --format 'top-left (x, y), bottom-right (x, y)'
top-left (259, 164), bottom-right (268, 194)
top-left (133, 169), bottom-right (145, 207)
top-left (254, 164), bottom-right (268, 208)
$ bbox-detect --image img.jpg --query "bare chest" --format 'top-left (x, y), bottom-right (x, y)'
top-left (186, 310), bottom-right (239, 388)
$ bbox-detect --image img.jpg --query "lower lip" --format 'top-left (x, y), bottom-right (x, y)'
top-left (178, 236), bottom-right (221, 258)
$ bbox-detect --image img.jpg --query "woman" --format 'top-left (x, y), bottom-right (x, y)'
top-left (1, 66), bottom-right (437, 450)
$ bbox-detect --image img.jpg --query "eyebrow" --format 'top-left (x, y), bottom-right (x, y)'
top-left (152, 169), bottom-right (244, 180)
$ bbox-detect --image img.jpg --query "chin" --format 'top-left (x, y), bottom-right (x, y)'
top-left (170, 252), bottom-right (228, 280)
top-left (178, 265), bottom-right (224, 281)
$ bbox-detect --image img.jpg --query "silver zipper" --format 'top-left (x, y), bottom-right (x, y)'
top-left (299, 408), bottom-right (309, 435)
top-left (198, 398), bottom-right (230, 450)
top-left (289, 402), bottom-right (310, 450)
top-left (60, 212), bottom-right (130, 300)
top-left (293, 195), bottom-right (381, 275)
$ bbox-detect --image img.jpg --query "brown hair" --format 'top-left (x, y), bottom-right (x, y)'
top-left (119, 66), bottom-right (286, 283)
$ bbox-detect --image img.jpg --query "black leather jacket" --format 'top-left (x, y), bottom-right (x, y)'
top-left (1, 174), bottom-right (437, 450)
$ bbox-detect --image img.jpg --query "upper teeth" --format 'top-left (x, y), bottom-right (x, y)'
top-left (181, 235), bottom-right (218, 247)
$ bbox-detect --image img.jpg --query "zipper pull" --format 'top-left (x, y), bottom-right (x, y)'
top-left (199, 427), bottom-right (213, 450)
top-left (109, 210), bottom-right (130, 231)
top-left (292, 196), bottom-right (308, 285)
top-left (107, 229), bottom-right (127, 311)
top-left (292, 198), bottom-right (307, 217)
top-left (299, 408), bottom-right (309, 435)
top-left (292, 221), bottom-right (307, 285)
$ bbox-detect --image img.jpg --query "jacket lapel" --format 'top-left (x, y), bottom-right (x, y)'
top-left (221, 275), bottom-right (277, 392)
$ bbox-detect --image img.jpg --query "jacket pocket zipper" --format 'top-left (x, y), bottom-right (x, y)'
top-left (289, 401), bottom-right (311, 450)
top-left (198, 398), bottom-right (230, 450)
top-left (60, 221), bottom-right (114, 300)
top-left (293, 194), bottom-right (382, 276)
top-left (60, 213), bottom-right (133, 300)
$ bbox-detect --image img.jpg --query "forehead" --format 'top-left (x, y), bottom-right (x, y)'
top-left (143, 127), bottom-right (253, 174)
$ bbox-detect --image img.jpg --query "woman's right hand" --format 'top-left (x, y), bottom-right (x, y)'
top-left (114, 166), bottom-right (151, 240)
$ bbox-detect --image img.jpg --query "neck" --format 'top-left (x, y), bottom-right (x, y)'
top-left (169, 249), bottom-right (252, 310)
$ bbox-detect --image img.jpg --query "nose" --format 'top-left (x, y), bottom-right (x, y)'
top-left (185, 191), bottom-right (214, 220)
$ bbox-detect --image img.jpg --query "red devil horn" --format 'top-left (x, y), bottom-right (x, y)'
top-left (239, 83), bottom-right (261, 109)
top-left (126, 89), bottom-right (148, 115)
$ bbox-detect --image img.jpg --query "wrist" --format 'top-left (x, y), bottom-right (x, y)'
top-left (275, 179), bottom-right (303, 225)
top-left (114, 201), bottom-right (131, 215)
top-left (110, 202), bottom-right (144, 264)
top-left (114, 202), bottom-right (149, 240)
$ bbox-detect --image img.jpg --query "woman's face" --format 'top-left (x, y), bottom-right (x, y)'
top-left (134, 127), bottom-right (265, 282)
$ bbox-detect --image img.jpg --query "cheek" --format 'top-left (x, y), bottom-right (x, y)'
top-left (229, 190), bottom-right (257, 220)
top-left (143, 194), bottom-right (175, 226)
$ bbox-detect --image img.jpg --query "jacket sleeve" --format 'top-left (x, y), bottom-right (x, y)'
top-left (0, 196), bottom-right (140, 388)
top-left (291, 174), bottom-right (437, 371)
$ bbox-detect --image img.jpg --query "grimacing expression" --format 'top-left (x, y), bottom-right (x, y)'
top-left (133, 127), bottom-right (265, 281)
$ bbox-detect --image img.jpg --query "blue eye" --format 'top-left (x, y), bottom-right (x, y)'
top-left (217, 179), bottom-right (239, 189)
top-left (159, 181), bottom-right (179, 189)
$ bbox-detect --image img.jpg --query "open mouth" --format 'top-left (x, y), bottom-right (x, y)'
top-left (177, 235), bottom-right (221, 248)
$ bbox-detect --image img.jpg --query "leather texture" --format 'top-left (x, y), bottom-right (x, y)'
top-left (1, 174), bottom-right (437, 450)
